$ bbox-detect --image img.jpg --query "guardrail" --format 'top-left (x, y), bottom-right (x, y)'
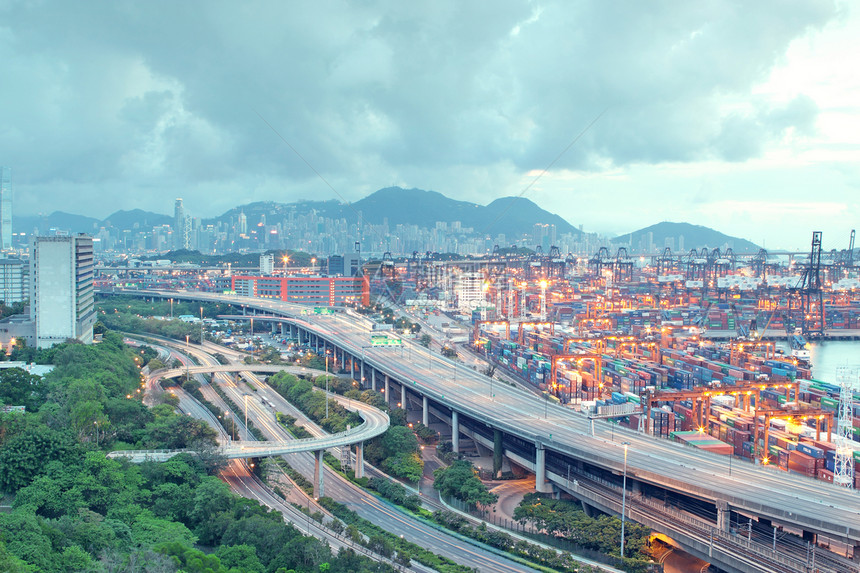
top-left (110, 373), bottom-right (389, 462)
top-left (107, 289), bottom-right (860, 545)
top-left (561, 467), bottom-right (815, 573)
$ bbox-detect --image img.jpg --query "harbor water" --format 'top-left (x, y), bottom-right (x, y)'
top-left (808, 340), bottom-right (860, 383)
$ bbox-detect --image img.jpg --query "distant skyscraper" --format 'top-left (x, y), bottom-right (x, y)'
top-left (0, 167), bottom-right (11, 250)
top-left (237, 210), bottom-right (248, 235)
top-left (174, 198), bottom-right (190, 250)
top-left (30, 235), bottom-right (96, 348)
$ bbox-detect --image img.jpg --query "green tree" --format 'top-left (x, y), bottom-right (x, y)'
top-left (215, 544), bottom-right (265, 573)
top-left (0, 368), bottom-right (48, 411)
top-left (0, 541), bottom-right (33, 573)
top-left (157, 541), bottom-right (225, 573)
top-left (433, 461), bottom-right (497, 506)
top-left (382, 452), bottom-right (424, 482)
top-left (0, 510), bottom-right (58, 571)
top-left (131, 513), bottom-right (198, 548)
top-left (0, 423), bottom-right (77, 493)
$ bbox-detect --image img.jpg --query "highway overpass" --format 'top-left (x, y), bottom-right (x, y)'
top-left (101, 288), bottom-right (860, 573)
top-left (108, 363), bottom-right (389, 497)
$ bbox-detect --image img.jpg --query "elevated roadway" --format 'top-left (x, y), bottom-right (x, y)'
top-left (102, 289), bottom-right (860, 571)
top-left (108, 364), bottom-right (389, 465)
top-left (141, 335), bottom-right (543, 573)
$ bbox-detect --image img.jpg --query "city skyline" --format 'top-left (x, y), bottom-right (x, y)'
top-left (1, 2), bottom-right (857, 252)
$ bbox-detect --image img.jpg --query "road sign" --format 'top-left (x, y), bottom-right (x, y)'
top-left (370, 334), bottom-right (402, 346)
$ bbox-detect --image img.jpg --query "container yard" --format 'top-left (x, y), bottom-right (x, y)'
top-left (454, 231), bottom-right (860, 489)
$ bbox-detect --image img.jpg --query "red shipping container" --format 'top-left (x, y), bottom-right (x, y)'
top-left (788, 450), bottom-right (817, 477)
top-left (818, 469), bottom-right (834, 483)
top-left (811, 440), bottom-right (836, 454)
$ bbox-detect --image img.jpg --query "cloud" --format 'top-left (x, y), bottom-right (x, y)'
top-left (0, 0), bottom-right (845, 221)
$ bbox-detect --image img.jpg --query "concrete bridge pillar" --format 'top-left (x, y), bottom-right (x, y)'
top-left (581, 501), bottom-right (595, 517)
top-left (423, 396), bottom-right (429, 427)
top-left (384, 375), bottom-right (390, 405)
top-left (271, 323), bottom-right (276, 335)
top-left (493, 429), bottom-right (503, 477)
top-left (451, 411), bottom-right (459, 453)
top-left (716, 500), bottom-right (730, 532)
top-left (371, 369), bottom-right (376, 392)
top-left (400, 383), bottom-right (407, 410)
top-left (350, 357), bottom-right (354, 380)
top-left (313, 449), bottom-right (324, 499)
top-left (535, 444), bottom-right (552, 493)
top-left (355, 442), bottom-right (365, 479)
top-left (280, 324), bottom-right (285, 336)
top-left (314, 336), bottom-right (319, 353)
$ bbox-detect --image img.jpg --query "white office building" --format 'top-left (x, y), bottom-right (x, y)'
top-left (455, 271), bottom-right (485, 312)
top-left (259, 253), bottom-right (275, 275)
top-left (30, 235), bottom-right (96, 348)
top-left (0, 258), bottom-right (26, 303)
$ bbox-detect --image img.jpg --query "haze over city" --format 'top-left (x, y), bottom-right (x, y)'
top-left (1, 1), bottom-right (858, 250)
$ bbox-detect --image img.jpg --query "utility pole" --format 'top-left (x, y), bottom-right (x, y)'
top-left (325, 353), bottom-right (330, 419)
top-left (620, 441), bottom-right (630, 559)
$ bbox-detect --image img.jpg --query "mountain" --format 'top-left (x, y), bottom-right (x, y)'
top-left (101, 209), bottom-right (172, 230)
top-left (350, 187), bottom-right (579, 238)
top-left (15, 209), bottom-right (171, 235)
top-left (209, 187), bottom-right (579, 240)
top-left (614, 222), bottom-right (759, 253)
top-left (14, 186), bottom-right (578, 241)
top-left (14, 211), bottom-right (100, 235)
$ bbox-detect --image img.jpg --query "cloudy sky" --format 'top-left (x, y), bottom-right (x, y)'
top-left (1, 1), bottom-right (857, 250)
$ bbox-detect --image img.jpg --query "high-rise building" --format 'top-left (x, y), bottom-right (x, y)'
top-left (455, 271), bottom-right (484, 312)
top-left (259, 254), bottom-right (274, 275)
top-left (237, 210), bottom-right (248, 235)
top-left (174, 198), bottom-right (190, 250)
top-left (0, 167), bottom-right (11, 250)
top-left (30, 235), bottom-right (96, 348)
top-left (0, 258), bottom-right (27, 303)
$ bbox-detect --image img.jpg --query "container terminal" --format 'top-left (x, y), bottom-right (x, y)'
top-left (96, 230), bottom-right (860, 489)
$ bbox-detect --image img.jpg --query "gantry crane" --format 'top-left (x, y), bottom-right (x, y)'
top-left (642, 382), bottom-right (798, 434)
top-left (550, 353), bottom-right (604, 402)
top-left (787, 231), bottom-right (825, 338)
top-left (472, 320), bottom-right (510, 343)
top-left (753, 408), bottom-right (833, 464)
top-left (517, 321), bottom-right (554, 345)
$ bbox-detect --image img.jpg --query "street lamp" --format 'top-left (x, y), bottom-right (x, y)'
top-left (244, 395), bottom-right (250, 440)
top-left (324, 351), bottom-right (330, 419)
top-left (620, 441), bottom-right (630, 559)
